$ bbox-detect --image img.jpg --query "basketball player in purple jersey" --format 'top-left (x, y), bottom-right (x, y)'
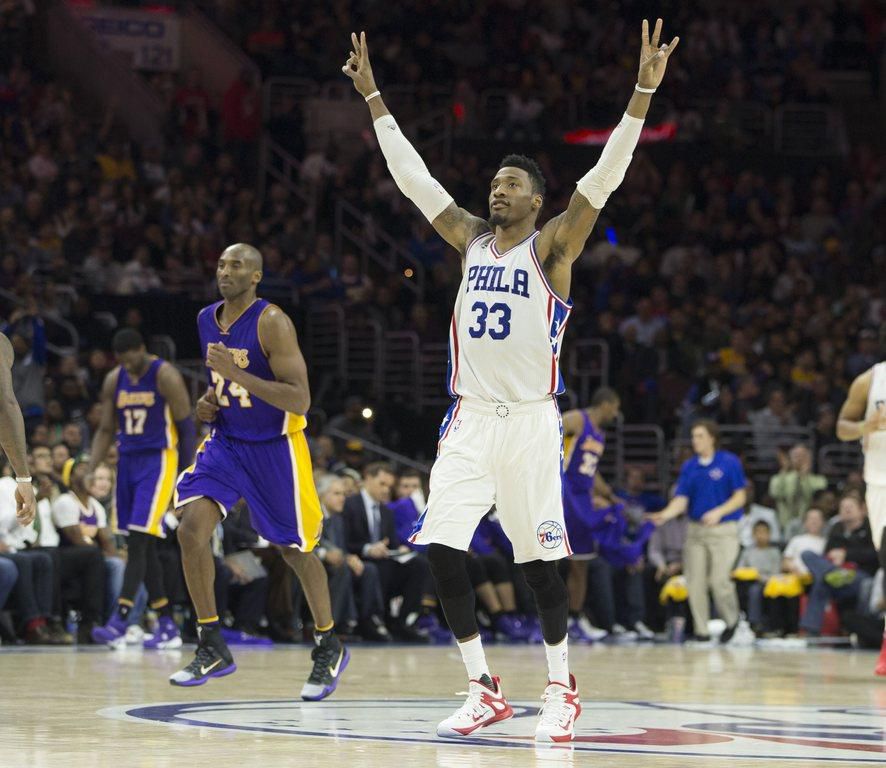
top-left (0, 332), bottom-right (36, 524)
top-left (90, 329), bottom-right (196, 649)
top-left (344, 21), bottom-right (678, 741)
top-left (561, 387), bottom-right (621, 639)
top-left (171, 243), bottom-right (347, 700)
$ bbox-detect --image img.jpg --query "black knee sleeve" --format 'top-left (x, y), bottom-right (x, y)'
top-left (879, 531), bottom-right (886, 571)
top-left (427, 544), bottom-right (478, 640)
top-left (520, 559), bottom-right (568, 644)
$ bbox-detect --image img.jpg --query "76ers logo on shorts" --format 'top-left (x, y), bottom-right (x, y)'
top-left (537, 521), bottom-right (564, 549)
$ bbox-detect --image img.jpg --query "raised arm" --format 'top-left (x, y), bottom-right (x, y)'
top-left (536, 19), bottom-right (679, 298)
top-left (342, 31), bottom-right (487, 256)
top-left (206, 305), bottom-right (310, 416)
top-left (89, 369), bottom-right (119, 470)
top-left (0, 333), bottom-right (35, 525)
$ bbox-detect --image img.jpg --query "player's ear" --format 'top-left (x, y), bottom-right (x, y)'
top-left (532, 194), bottom-right (543, 211)
top-left (253, 270), bottom-right (262, 286)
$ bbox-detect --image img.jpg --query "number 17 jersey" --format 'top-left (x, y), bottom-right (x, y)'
top-left (448, 231), bottom-right (572, 403)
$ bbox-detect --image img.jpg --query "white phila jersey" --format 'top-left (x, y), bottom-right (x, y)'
top-left (865, 361), bottom-right (886, 486)
top-left (447, 230), bottom-right (572, 403)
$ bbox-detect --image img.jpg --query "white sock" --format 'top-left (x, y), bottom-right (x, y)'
top-left (457, 635), bottom-right (490, 682)
top-left (544, 637), bottom-right (570, 686)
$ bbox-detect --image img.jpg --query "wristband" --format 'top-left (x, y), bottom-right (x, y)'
top-left (15, 476), bottom-right (32, 484)
top-left (364, 90), bottom-right (381, 103)
top-left (635, 84), bottom-right (656, 94)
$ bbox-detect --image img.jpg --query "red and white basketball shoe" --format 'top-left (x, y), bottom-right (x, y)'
top-left (437, 675), bottom-right (514, 737)
top-left (535, 674), bottom-right (581, 742)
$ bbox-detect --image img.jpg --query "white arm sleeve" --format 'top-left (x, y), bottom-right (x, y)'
top-left (373, 114), bottom-right (454, 222)
top-left (576, 113), bottom-right (644, 210)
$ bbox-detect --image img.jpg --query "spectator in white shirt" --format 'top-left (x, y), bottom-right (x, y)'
top-left (782, 507), bottom-right (827, 576)
top-left (51, 457), bottom-right (121, 626)
top-left (0, 475), bottom-right (62, 643)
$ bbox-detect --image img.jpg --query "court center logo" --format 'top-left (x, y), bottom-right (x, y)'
top-left (537, 520), bottom-right (564, 549)
top-left (98, 700), bottom-right (886, 761)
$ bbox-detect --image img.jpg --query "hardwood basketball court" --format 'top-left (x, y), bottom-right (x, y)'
top-left (2, 642), bottom-right (884, 767)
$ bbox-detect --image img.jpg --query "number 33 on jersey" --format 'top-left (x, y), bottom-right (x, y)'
top-left (449, 231), bottom-right (572, 402)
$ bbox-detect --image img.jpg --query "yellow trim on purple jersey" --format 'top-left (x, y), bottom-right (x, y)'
top-left (145, 448), bottom-right (178, 536)
top-left (287, 431), bottom-right (322, 552)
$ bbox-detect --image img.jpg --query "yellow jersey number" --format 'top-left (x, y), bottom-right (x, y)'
top-left (210, 370), bottom-right (253, 408)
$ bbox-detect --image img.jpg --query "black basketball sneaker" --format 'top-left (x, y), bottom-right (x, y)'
top-left (300, 629), bottom-right (349, 701)
top-left (169, 624), bottom-right (237, 686)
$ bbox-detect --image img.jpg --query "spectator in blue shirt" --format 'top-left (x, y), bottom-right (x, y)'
top-left (650, 420), bottom-right (747, 643)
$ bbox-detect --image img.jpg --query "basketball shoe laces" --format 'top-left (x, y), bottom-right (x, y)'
top-left (452, 683), bottom-right (495, 722)
top-left (183, 642), bottom-right (223, 678)
top-left (538, 687), bottom-right (575, 729)
top-left (307, 637), bottom-right (340, 685)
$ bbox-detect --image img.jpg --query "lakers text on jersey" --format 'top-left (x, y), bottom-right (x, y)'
top-left (173, 299), bottom-right (322, 551)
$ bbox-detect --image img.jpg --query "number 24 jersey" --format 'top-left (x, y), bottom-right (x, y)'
top-left (448, 231), bottom-right (572, 403)
top-left (197, 298), bottom-right (306, 441)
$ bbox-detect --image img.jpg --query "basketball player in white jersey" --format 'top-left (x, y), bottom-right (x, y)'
top-left (838, 350), bottom-right (886, 675)
top-left (344, 21), bottom-right (679, 742)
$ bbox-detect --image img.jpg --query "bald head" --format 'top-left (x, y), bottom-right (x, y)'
top-left (223, 243), bottom-right (263, 270)
top-left (217, 243), bottom-right (263, 300)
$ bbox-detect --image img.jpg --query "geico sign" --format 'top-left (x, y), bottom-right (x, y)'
top-left (82, 16), bottom-right (166, 39)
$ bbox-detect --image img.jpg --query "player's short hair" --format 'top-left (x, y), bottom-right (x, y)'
top-left (112, 328), bottom-right (145, 354)
top-left (691, 418), bottom-right (720, 447)
top-left (752, 519), bottom-right (770, 531)
top-left (590, 387), bottom-right (620, 407)
top-left (498, 154), bottom-right (546, 198)
top-left (363, 461), bottom-right (395, 479)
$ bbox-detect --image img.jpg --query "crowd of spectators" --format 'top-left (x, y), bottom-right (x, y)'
top-left (0, 2), bottom-right (884, 647)
top-left (2, 430), bottom-right (882, 648)
top-left (1, 1), bottom-right (883, 448)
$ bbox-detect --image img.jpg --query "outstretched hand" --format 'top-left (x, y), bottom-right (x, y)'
top-left (342, 31), bottom-right (378, 98)
top-left (638, 18), bottom-right (679, 90)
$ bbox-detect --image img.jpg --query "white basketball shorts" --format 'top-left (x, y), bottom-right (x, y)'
top-left (866, 483), bottom-right (886, 550)
top-left (410, 396), bottom-right (572, 563)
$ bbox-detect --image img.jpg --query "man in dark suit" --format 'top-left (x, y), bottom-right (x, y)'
top-left (343, 462), bottom-right (430, 642)
top-left (316, 474), bottom-right (389, 642)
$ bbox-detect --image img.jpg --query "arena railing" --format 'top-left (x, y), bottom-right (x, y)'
top-left (817, 442), bottom-right (863, 485)
top-left (0, 287), bottom-right (79, 357)
top-left (325, 427), bottom-right (431, 476)
top-left (670, 425), bottom-right (818, 487)
top-left (565, 339), bottom-right (609, 404)
top-left (334, 197), bottom-right (426, 297)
